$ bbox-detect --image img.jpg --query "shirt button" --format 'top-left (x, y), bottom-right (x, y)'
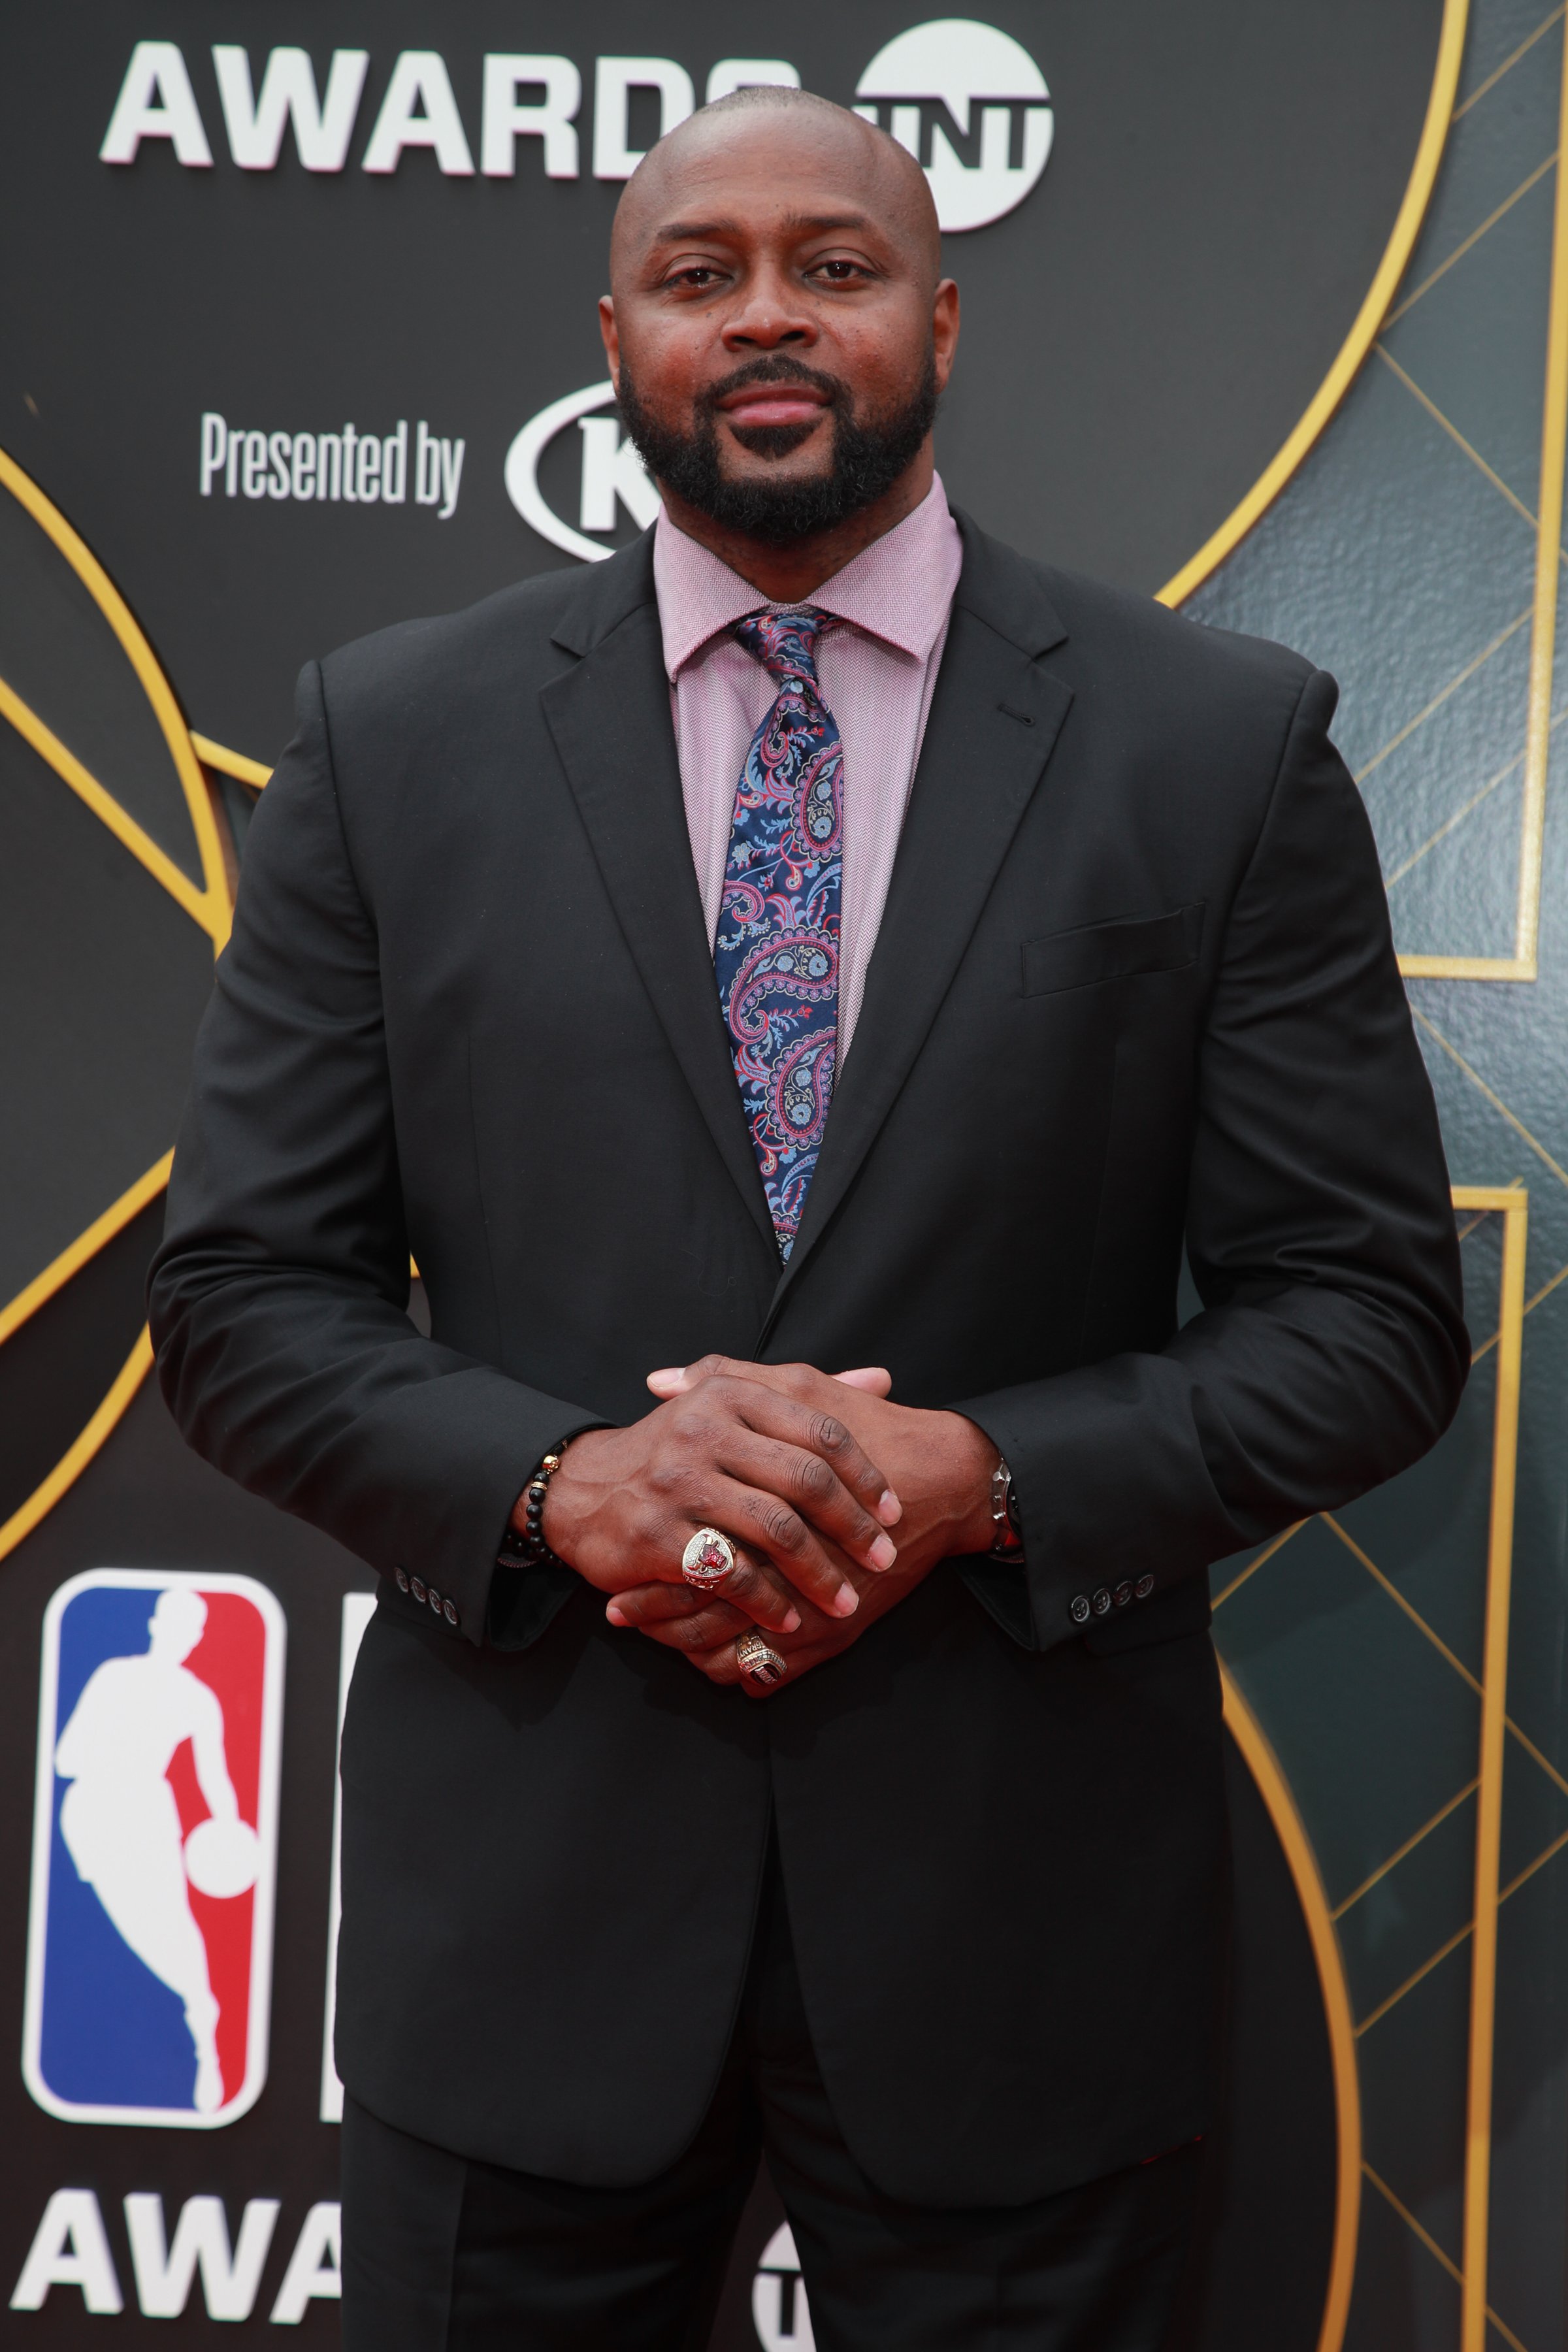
top-left (394, 1567), bottom-right (410, 1593)
top-left (410, 1576), bottom-right (428, 1604)
top-left (1092, 1587), bottom-right (1112, 1616)
top-left (1135, 1575), bottom-right (1155, 1599)
top-left (1114, 1580), bottom-right (1134, 1609)
top-left (1070, 1594), bottom-right (1091, 1624)
top-left (444, 1597), bottom-right (459, 1625)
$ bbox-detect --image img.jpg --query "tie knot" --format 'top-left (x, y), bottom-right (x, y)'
top-left (733, 606), bottom-right (828, 687)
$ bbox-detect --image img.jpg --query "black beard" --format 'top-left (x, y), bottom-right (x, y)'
top-left (617, 353), bottom-right (939, 546)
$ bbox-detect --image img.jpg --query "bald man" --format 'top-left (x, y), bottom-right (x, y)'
top-left (152, 86), bottom-right (1465, 2352)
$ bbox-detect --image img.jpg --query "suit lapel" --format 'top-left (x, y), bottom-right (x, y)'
top-left (540, 544), bottom-right (774, 1247)
top-left (760, 522), bottom-right (1074, 1331)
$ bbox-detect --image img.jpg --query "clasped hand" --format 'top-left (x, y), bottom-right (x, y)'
top-left (526, 1358), bottom-right (996, 1694)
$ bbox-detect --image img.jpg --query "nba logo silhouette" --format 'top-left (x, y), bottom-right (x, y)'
top-left (23, 1569), bottom-right (286, 2127)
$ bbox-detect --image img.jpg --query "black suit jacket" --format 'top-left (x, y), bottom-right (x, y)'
top-left (150, 516), bottom-right (1465, 2204)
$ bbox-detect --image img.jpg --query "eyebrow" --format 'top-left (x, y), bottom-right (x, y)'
top-left (649, 212), bottom-right (877, 244)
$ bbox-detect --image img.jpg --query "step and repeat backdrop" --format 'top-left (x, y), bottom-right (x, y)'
top-left (3, 3), bottom-right (1566, 2347)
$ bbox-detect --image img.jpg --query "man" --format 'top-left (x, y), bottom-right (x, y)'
top-left (151, 86), bottom-right (1466, 2350)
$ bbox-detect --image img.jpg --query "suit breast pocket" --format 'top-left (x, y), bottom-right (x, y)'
top-left (1021, 904), bottom-right (1205, 998)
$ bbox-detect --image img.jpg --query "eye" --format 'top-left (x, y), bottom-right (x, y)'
top-left (811, 258), bottom-right (870, 284)
top-left (663, 263), bottom-right (726, 291)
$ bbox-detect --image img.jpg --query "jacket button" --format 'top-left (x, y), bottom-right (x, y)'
top-left (1114, 1580), bottom-right (1134, 1609)
top-left (1092, 1587), bottom-right (1112, 1616)
top-left (410, 1576), bottom-right (427, 1603)
top-left (427, 1586), bottom-right (443, 1614)
top-left (1070, 1594), bottom-right (1090, 1624)
top-left (444, 1597), bottom-right (459, 1625)
top-left (394, 1567), bottom-right (410, 1593)
top-left (1135, 1575), bottom-right (1155, 1599)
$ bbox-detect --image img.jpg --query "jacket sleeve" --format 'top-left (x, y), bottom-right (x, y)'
top-left (148, 662), bottom-right (604, 1648)
top-left (952, 668), bottom-right (1469, 1652)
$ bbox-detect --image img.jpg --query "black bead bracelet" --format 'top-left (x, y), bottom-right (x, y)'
top-left (500, 1441), bottom-right (572, 1572)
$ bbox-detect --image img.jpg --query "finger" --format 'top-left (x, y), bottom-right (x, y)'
top-left (698, 1641), bottom-right (748, 1688)
top-left (832, 1367), bottom-right (893, 1396)
top-left (715, 1428), bottom-right (898, 1574)
top-left (701, 1372), bottom-right (902, 1530)
top-left (606, 1584), bottom-right (715, 1627)
top-left (718, 1479), bottom-right (863, 1616)
top-left (610, 1563), bottom-right (802, 1635)
top-left (634, 1603), bottom-right (756, 1652)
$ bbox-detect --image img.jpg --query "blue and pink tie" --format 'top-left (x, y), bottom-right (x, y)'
top-left (714, 608), bottom-right (842, 1258)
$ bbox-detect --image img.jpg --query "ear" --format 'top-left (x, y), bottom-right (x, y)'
top-left (932, 280), bottom-right (960, 394)
top-left (598, 295), bottom-right (621, 391)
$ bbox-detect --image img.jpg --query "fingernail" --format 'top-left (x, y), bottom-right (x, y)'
top-left (606, 1603), bottom-right (627, 1625)
top-left (783, 1609), bottom-right (801, 1632)
top-left (870, 1534), bottom-right (898, 1571)
top-left (878, 1489), bottom-right (902, 1524)
top-left (832, 1585), bottom-right (859, 1617)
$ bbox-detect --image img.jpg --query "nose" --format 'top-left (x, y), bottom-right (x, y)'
top-left (721, 263), bottom-right (818, 354)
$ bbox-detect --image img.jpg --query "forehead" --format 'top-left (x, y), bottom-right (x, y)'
top-left (634, 114), bottom-right (899, 247)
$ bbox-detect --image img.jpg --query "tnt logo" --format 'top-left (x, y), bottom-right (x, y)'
top-left (23, 1570), bottom-right (286, 2128)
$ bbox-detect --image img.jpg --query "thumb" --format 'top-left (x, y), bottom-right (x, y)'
top-left (832, 1366), bottom-right (892, 1396)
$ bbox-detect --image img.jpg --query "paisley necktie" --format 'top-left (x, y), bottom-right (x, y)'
top-left (714, 608), bottom-right (842, 1258)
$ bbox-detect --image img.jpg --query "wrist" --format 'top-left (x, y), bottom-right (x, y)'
top-left (531, 1428), bottom-right (616, 1565)
top-left (936, 1412), bottom-right (1003, 1556)
top-left (506, 1429), bottom-right (606, 1571)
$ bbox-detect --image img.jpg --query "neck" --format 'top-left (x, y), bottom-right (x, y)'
top-left (657, 446), bottom-right (934, 602)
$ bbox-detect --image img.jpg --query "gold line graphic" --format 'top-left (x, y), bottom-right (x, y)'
top-left (1374, 346), bottom-right (1539, 528)
top-left (0, 446), bottom-right (231, 950)
top-left (1413, 1011), bottom-right (1568, 1185)
top-left (1470, 1250), bottom-right (1568, 1360)
top-left (1397, 24), bottom-right (1568, 981)
top-left (1384, 153), bottom-right (1557, 328)
top-left (1363, 2166), bottom-right (1532, 2352)
top-left (1356, 1918), bottom-right (1473, 2036)
top-left (0, 1329), bottom-right (153, 1565)
top-left (1330, 1777), bottom-right (1478, 1921)
top-left (1460, 1184), bottom-right (1525, 2352)
top-left (1158, 0), bottom-right (1469, 608)
top-left (191, 731), bottom-right (272, 789)
top-left (1453, 2), bottom-right (1564, 119)
top-left (0, 1151), bottom-right (172, 1347)
top-left (1210, 1520), bottom-right (1304, 1607)
top-left (1355, 606), bottom-right (1533, 785)
top-left (1214, 1192), bottom-right (1527, 2349)
top-left (1222, 1675), bottom-right (1360, 2352)
top-left (0, 673), bottom-right (223, 940)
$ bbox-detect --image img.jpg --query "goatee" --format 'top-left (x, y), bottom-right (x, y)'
top-left (617, 352), bottom-right (939, 546)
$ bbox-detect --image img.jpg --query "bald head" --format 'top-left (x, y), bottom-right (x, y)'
top-left (611, 86), bottom-right (941, 291)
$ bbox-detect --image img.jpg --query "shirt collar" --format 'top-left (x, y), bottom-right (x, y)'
top-left (653, 474), bottom-right (960, 681)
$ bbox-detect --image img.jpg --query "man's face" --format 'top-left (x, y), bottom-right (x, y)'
top-left (602, 110), bottom-right (958, 543)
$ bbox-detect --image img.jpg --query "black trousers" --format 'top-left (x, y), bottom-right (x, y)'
top-left (342, 1852), bottom-right (1203, 2350)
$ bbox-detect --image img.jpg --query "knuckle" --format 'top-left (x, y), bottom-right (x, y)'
top-left (757, 1503), bottom-right (807, 1556)
top-left (630, 1506), bottom-right (668, 1552)
top-left (792, 1452), bottom-right (834, 1502)
top-left (809, 1413), bottom-right (850, 1456)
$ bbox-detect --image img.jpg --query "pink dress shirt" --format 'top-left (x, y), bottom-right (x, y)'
top-left (652, 477), bottom-right (964, 1060)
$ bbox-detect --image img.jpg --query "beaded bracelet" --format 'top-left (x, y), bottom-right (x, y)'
top-left (502, 1441), bottom-right (572, 1571)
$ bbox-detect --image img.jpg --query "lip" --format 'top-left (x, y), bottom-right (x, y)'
top-left (716, 385), bottom-right (831, 429)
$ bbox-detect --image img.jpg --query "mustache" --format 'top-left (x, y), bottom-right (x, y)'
top-left (698, 355), bottom-right (849, 414)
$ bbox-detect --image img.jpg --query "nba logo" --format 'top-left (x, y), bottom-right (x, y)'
top-left (23, 1569), bottom-right (285, 2127)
